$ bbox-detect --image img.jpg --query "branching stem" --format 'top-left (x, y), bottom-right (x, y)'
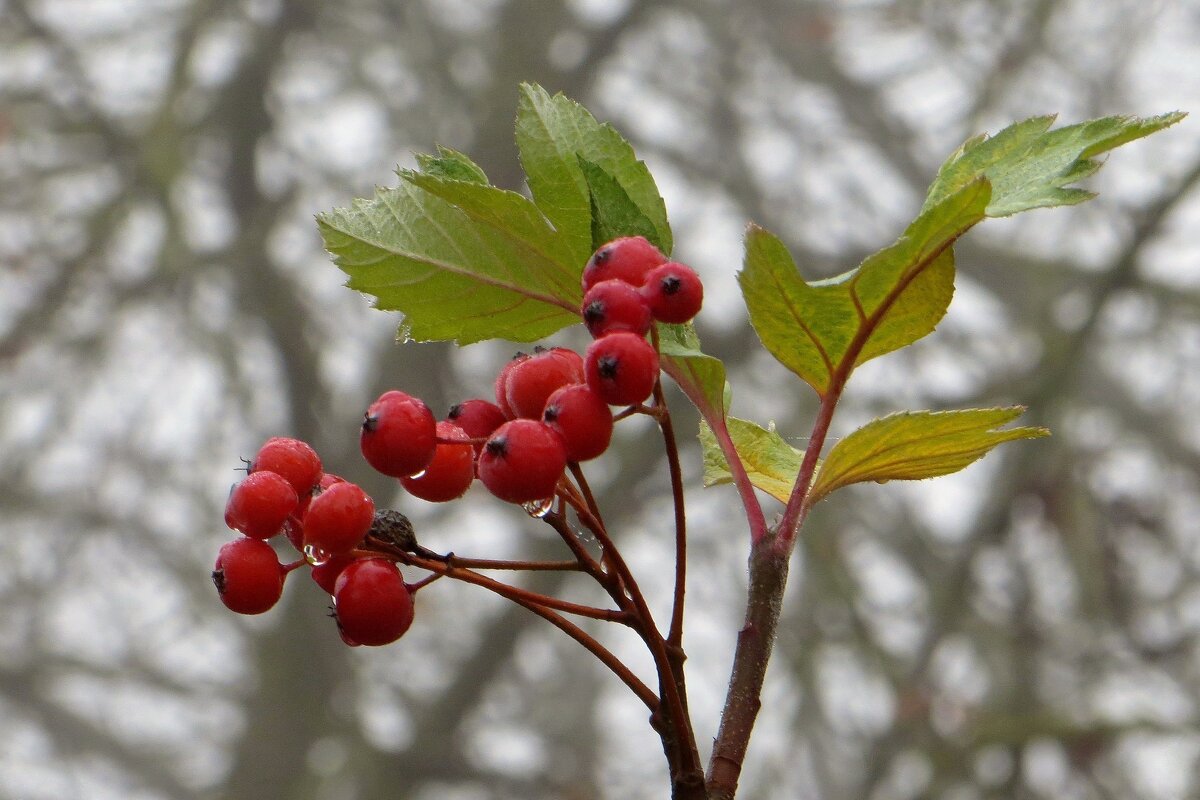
top-left (564, 492), bottom-right (704, 790)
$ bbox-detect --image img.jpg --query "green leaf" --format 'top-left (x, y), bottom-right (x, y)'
top-left (317, 177), bottom-right (580, 345)
top-left (699, 417), bottom-right (805, 504)
top-left (808, 407), bottom-right (1049, 505)
top-left (578, 158), bottom-right (662, 252)
top-left (924, 112), bottom-right (1186, 217)
top-left (414, 145), bottom-right (489, 184)
top-left (740, 179), bottom-right (989, 396)
top-left (316, 83), bottom-right (677, 346)
top-left (401, 169), bottom-right (582, 303)
top-left (515, 83), bottom-right (672, 262)
top-left (658, 323), bottom-right (728, 421)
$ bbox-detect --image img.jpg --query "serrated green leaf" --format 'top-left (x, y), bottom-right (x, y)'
top-left (924, 112), bottom-right (1186, 217)
top-left (317, 178), bottom-right (580, 345)
top-left (658, 323), bottom-right (728, 420)
top-left (808, 407), bottom-right (1049, 505)
top-left (401, 170), bottom-right (582, 303)
top-left (699, 417), bottom-right (805, 504)
top-left (740, 179), bottom-right (989, 396)
top-left (415, 145), bottom-right (489, 184)
top-left (515, 83), bottom-right (672, 262)
top-left (578, 158), bottom-right (662, 252)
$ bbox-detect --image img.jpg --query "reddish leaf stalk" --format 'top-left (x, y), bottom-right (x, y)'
top-left (707, 414), bottom-right (769, 543)
top-left (775, 385), bottom-right (840, 551)
top-left (660, 359), bottom-right (769, 544)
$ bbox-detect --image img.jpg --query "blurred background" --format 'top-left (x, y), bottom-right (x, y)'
top-left (3, 1), bottom-right (1199, 798)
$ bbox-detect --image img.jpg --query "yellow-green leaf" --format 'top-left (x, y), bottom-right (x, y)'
top-left (739, 180), bottom-right (988, 396)
top-left (809, 407), bottom-right (1049, 505)
top-left (699, 417), bottom-right (805, 504)
top-left (924, 112), bottom-right (1186, 217)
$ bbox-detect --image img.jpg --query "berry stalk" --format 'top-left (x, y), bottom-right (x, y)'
top-left (562, 489), bottom-right (704, 792)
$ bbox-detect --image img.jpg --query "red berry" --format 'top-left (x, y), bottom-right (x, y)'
top-left (477, 419), bottom-right (567, 503)
top-left (303, 481), bottom-right (375, 555)
top-left (213, 537), bottom-right (285, 615)
top-left (293, 472), bottom-right (347, 523)
top-left (584, 332), bottom-right (660, 406)
top-left (542, 384), bottom-right (613, 462)
top-left (288, 473), bottom-right (346, 551)
top-left (361, 391), bottom-right (437, 478)
top-left (494, 352), bottom-right (530, 419)
top-left (283, 518), bottom-right (304, 553)
top-left (400, 421), bottom-right (475, 502)
top-left (225, 471), bottom-right (298, 539)
top-left (251, 437), bottom-right (322, 496)
top-left (504, 347), bottom-right (585, 419)
top-left (582, 279), bottom-right (653, 338)
top-left (640, 262), bottom-right (704, 324)
top-left (310, 552), bottom-right (359, 595)
top-left (582, 236), bottom-right (667, 291)
top-left (334, 559), bottom-right (414, 646)
top-left (447, 399), bottom-right (507, 454)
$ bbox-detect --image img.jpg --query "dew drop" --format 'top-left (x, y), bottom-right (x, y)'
top-left (304, 544), bottom-right (332, 566)
top-left (521, 497), bottom-right (554, 518)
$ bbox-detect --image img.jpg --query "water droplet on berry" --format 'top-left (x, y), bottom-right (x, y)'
top-left (406, 468), bottom-right (427, 480)
top-left (304, 544), bottom-right (332, 566)
top-left (521, 497), bottom-right (554, 518)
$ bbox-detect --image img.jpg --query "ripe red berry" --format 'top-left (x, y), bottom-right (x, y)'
top-left (400, 421), bottom-right (475, 502)
top-left (213, 537), bottom-right (285, 615)
top-left (582, 279), bottom-right (653, 338)
top-left (504, 347), bottom-right (585, 419)
top-left (251, 437), bottom-right (322, 496)
top-left (225, 471), bottom-right (298, 539)
top-left (447, 399), bottom-right (507, 454)
top-left (582, 236), bottom-right (667, 292)
top-left (542, 384), bottom-right (613, 462)
top-left (303, 481), bottom-right (376, 555)
top-left (334, 559), bottom-right (414, 646)
top-left (293, 472), bottom-right (347, 522)
top-left (283, 517), bottom-right (304, 553)
top-left (310, 552), bottom-right (359, 595)
top-left (494, 352), bottom-right (530, 419)
top-left (640, 261), bottom-right (704, 324)
top-left (585, 332), bottom-right (660, 406)
top-left (477, 419), bottom-right (567, 503)
top-left (361, 391), bottom-right (437, 478)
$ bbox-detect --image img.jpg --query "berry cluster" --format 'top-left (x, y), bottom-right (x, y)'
top-left (581, 237), bottom-right (701, 406)
top-left (358, 237), bottom-right (702, 505)
top-left (213, 236), bottom-right (704, 648)
top-left (215, 436), bottom-right (414, 646)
